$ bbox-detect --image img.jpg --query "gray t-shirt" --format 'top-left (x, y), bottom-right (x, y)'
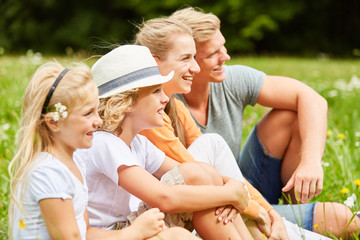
top-left (177, 65), bottom-right (265, 157)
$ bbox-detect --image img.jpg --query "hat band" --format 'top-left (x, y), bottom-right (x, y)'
top-left (98, 66), bottom-right (161, 96)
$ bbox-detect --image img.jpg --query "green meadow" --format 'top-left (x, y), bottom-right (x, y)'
top-left (0, 52), bottom-right (359, 239)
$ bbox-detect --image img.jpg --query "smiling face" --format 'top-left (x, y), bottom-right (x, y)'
top-left (127, 84), bottom-right (169, 131)
top-left (194, 29), bottom-right (231, 83)
top-left (155, 34), bottom-right (200, 97)
top-left (55, 88), bottom-right (102, 152)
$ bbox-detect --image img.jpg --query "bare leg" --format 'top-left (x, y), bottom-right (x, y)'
top-left (150, 226), bottom-right (201, 240)
top-left (192, 209), bottom-right (242, 240)
top-left (314, 202), bottom-right (360, 239)
top-left (234, 217), bottom-right (256, 239)
top-left (257, 109), bottom-right (301, 201)
top-left (178, 162), bottom-right (253, 240)
top-left (245, 219), bottom-right (266, 239)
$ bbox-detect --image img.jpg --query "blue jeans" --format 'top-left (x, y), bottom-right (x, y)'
top-left (272, 203), bottom-right (317, 231)
top-left (238, 125), bottom-right (316, 231)
top-left (238, 125), bottom-right (282, 204)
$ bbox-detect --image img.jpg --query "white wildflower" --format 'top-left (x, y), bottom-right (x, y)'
top-left (327, 90), bottom-right (338, 98)
top-left (62, 111), bottom-right (68, 118)
top-left (344, 194), bottom-right (356, 208)
top-left (51, 102), bottom-right (68, 121)
top-left (321, 161), bottom-right (330, 167)
top-left (53, 112), bottom-right (60, 121)
top-left (2, 123), bottom-right (10, 131)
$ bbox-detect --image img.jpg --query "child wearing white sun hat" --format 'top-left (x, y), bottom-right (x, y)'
top-left (77, 45), bottom-right (257, 239)
top-left (92, 44), bottom-right (174, 98)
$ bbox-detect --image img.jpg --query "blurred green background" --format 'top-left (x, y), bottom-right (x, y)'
top-left (1, 0), bottom-right (359, 57)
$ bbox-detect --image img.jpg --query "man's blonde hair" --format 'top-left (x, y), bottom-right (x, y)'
top-left (169, 7), bottom-right (220, 43)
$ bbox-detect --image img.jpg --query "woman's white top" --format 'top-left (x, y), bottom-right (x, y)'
top-left (12, 152), bottom-right (88, 240)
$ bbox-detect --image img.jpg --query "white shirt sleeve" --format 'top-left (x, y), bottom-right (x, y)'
top-left (132, 135), bottom-right (165, 174)
top-left (28, 163), bottom-right (76, 203)
top-left (85, 132), bottom-right (143, 185)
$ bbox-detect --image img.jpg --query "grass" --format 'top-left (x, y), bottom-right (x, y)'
top-left (0, 52), bottom-right (359, 239)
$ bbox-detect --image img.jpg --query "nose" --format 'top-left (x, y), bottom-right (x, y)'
top-left (190, 58), bottom-right (200, 74)
top-left (161, 89), bottom-right (169, 104)
top-left (94, 113), bottom-right (103, 128)
top-left (219, 46), bottom-right (230, 62)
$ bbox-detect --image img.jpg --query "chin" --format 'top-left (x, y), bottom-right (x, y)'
top-left (182, 89), bottom-right (191, 94)
top-left (211, 77), bottom-right (226, 83)
top-left (155, 119), bottom-right (165, 127)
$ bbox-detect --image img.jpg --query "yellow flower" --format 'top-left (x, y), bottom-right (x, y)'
top-left (261, 233), bottom-right (266, 238)
top-left (354, 179), bottom-right (360, 186)
top-left (337, 133), bottom-right (345, 139)
top-left (314, 224), bottom-right (319, 229)
top-left (327, 129), bottom-right (332, 138)
top-left (340, 188), bottom-right (350, 194)
top-left (19, 219), bottom-right (27, 230)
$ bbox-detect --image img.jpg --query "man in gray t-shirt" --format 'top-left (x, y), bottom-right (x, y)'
top-left (170, 7), bottom-right (360, 239)
top-left (178, 64), bottom-right (265, 158)
top-left (172, 8), bottom-right (327, 206)
top-left (169, 7), bottom-right (360, 239)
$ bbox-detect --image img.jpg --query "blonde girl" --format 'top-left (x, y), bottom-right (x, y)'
top-left (77, 45), bottom-right (254, 240)
top-left (8, 62), bottom-right (191, 240)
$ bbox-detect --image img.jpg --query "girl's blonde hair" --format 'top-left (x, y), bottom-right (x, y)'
top-left (169, 7), bottom-right (221, 43)
top-left (98, 85), bottom-right (160, 135)
top-left (8, 61), bottom-right (97, 236)
top-left (98, 88), bottom-right (140, 135)
top-left (134, 17), bottom-right (191, 147)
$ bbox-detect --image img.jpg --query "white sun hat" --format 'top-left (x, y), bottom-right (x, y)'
top-left (92, 45), bottom-right (174, 98)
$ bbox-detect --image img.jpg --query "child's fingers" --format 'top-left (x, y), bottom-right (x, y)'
top-left (145, 208), bottom-right (164, 220)
top-left (215, 206), bottom-right (225, 216)
top-left (216, 205), bottom-right (232, 223)
top-left (157, 211), bottom-right (165, 220)
top-left (224, 208), bottom-right (238, 224)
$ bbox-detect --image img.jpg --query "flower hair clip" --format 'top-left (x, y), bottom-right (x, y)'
top-left (49, 102), bottom-right (68, 121)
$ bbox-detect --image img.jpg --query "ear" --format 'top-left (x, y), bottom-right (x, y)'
top-left (44, 114), bottom-right (60, 132)
top-left (124, 105), bottom-right (135, 114)
top-left (152, 54), bottom-right (160, 64)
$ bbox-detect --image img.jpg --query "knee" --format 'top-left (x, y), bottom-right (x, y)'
top-left (315, 202), bottom-right (360, 237)
top-left (167, 227), bottom-right (196, 239)
top-left (270, 109), bottom-right (298, 128)
top-left (338, 205), bottom-right (360, 237)
top-left (203, 133), bottom-right (225, 142)
top-left (178, 162), bottom-right (223, 186)
top-left (257, 109), bottom-right (299, 142)
top-left (161, 227), bottom-right (198, 240)
top-left (198, 133), bottom-right (228, 148)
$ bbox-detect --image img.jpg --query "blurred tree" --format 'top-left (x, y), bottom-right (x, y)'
top-left (256, 0), bottom-right (360, 56)
top-left (0, 0), bottom-right (358, 56)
